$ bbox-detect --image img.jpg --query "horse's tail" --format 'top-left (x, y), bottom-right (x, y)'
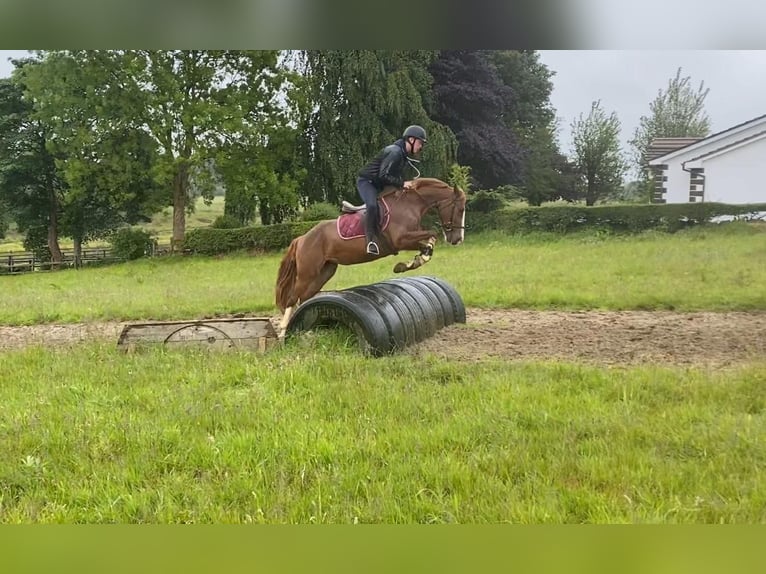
top-left (275, 237), bottom-right (299, 312)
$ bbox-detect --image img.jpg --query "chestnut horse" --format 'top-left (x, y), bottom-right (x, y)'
top-left (275, 177), bottom-right (466, 337)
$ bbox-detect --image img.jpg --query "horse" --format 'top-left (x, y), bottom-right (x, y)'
top-left (274, 177), bottom-right (466, 337)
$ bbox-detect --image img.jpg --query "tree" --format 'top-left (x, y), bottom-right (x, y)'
top-left (217, 124), bottom-right (305, 226)
top-left (550, 152), bottom-right (581, 202)
top-left (58, 128), bottom-right (165, 266)
top-left (629, 67), bottom-right (710, 196)
top-left (489, 51), bottom-right (557, 141)
top-left (0, 72), bottom-right (66, 266)
top-left (15, 51), bottom-right (167, 264)
top-left (23, 50), bottom-right (288, 252)
top-left (429, 50), bottom-right (523, 189)
top-left (570, 101), bottom-right (627, 206)
top-left (297, 50), bottom-right (457, 206)
top-left (217, 57), bottom-right (309, 226)
top-left (488, 50), bottom-right (564, 205)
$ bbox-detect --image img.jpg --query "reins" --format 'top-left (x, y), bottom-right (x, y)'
top-left (406, 183), bottom-right (466, 233)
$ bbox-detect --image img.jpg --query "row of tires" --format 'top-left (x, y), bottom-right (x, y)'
top-left (285, 276), bottom-right (466, 356)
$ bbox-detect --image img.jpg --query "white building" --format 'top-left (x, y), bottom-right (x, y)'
top-left (647, 114), bottom-right (766, 204)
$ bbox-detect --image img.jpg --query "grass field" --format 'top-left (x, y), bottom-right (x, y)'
top-left (0, 223), bottom-right (764, 325)
top-left (1, 223), bottom-right (765, 524)
top-left (0, 338), bottom-right (764, 523)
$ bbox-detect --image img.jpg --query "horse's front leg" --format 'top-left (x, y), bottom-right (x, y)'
top-left (392, 232), bottom-right (437, 273)
top-left (278, 305), bottom-right (295, 340)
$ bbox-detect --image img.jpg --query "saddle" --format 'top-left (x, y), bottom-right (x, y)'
top-left (341, 201), bottom-right (366, 213)
top-left (336, 197), bottom-right (391, 240)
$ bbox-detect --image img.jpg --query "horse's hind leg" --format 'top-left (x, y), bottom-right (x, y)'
top-left (278, 262), bottom-right (338, 339)
top-left (299, 262), bottom-right (338, 302)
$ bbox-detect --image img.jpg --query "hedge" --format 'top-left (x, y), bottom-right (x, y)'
top-left (183, 202), bottom-right (766, 256)
top-left (467, 202), bottom-right (766, 234)
top-left (184, 221), bottom-right (318, 255)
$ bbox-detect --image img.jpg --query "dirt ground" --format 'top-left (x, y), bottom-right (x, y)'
top-left (408, 308), bottom-right (766, 366)
top-left (2, 308), bottom-right (765, 366)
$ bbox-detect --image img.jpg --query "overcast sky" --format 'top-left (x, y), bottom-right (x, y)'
top-left (537, 50), bottom-right (766, 160)
top-left (2, 50), bottom-right (764, 175)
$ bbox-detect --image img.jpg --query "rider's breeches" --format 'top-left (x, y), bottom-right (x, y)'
top-left (356, 178), bottom-right (380, 237)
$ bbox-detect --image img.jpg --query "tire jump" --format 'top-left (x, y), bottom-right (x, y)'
top-left (284, 276), bottom-right (466, 356)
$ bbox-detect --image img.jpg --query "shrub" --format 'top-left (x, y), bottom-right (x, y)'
top-left (22, 225), bottom-right (52, 262)
top-left (109, 227), bottom-right (154, 260)
top-left (300, 202), bottom-right (340, 222)
top-left (211, 214), bottom-right (244, 229)
top-left (466, 190), bottom-right (507, 213)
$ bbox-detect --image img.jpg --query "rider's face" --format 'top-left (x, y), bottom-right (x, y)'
top-left (408, 138), bottom-right (424, 155)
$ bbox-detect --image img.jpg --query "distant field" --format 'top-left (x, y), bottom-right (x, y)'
top-left (0, 196), bottom-right (226, 254)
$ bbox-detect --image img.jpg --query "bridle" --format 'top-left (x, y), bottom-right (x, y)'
top-left (409, 185), bottom-right (466, 233)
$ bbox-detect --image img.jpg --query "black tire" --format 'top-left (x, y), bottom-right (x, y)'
top-left (348, 285), bottom-right (411, 351)
top-left (377, 280), bottom-right (438, 342)
top-left (399, 276), bottom-right (455, 327)
top-left (393, 277), bottom-right (446, 331)
top-left (417, 276), bottom-right (466, 324)
top-left (286, 291), bottom-right (392, 356)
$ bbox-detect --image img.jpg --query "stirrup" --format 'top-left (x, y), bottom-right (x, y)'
top-left (366, 241), bottom-right (380, 255)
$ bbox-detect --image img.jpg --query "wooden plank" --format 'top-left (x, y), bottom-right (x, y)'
top-left (117, 317), bottom-right (278, 352)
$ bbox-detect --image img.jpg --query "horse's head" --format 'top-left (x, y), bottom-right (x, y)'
top-left (409, 178), bottom-right (466, 245)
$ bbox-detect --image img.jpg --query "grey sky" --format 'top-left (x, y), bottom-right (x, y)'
top-left (3, 50), bottom-right (764, 178)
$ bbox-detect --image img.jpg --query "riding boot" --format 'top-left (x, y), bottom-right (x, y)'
top-left (365, 207), bottom-right (380, 255)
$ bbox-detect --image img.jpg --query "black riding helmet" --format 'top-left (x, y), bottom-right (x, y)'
top-left (402, 125), bottom-right (427, 143)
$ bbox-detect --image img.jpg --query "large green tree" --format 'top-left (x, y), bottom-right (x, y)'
top-left (297, 50), bottom-right (457, 206)
top-left (489, 50), bottom-right (564, 205)
top-left (0, 73), bottom-right (65, 265)
top-left (18, 51), bottom-right (166, 264)
top-left (570, 100), bottom-right (627, 206)
top-left (629, 67), bottom-right (711, 197)
top-left (23, 50), bottom-right (288, 251)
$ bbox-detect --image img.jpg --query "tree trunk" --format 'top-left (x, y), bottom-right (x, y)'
top-left (171, 164), bottom-right (188, 253)
top-left (47, 185), bottom-right (63, 269)
top-left (259, 198), bottom-right (271, 226)
top-left (585, 179), bottom-right (596, 206)
top-left (73, 236), bottom-right (82, 269)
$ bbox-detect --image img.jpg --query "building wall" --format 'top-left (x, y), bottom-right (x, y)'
top-left (663, 160), bottom-right (692, 203)
top-left (702, 136), bottom-right (766, 204)
top-left (661, 137), bottom-right (766, 204)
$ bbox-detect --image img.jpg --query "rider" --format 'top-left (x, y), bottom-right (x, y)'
top-left (356, 125), bottom-right (427, 255)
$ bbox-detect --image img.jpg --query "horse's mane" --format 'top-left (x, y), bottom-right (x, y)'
top-left (409, 177), bottom-right (452, 191)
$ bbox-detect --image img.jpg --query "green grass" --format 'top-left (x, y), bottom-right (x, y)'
top-left (0, 338), bottom-right (763, 523)
top-left (1, 224), bottom-right (764, 524)
top-left (1, 223), bottom-right (764, 325)
top-left (0, 196), bottom-right (226, 253)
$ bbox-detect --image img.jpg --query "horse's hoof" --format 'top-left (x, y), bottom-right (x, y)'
top-left (393, 262), bottom-right (408, 273)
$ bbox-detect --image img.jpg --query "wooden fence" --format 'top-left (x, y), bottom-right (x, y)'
top-left (0, 244), bottom-right (171, 275)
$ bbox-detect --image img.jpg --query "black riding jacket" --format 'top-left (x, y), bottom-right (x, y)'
top-left (358, 139), bottom-right (410, 191)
